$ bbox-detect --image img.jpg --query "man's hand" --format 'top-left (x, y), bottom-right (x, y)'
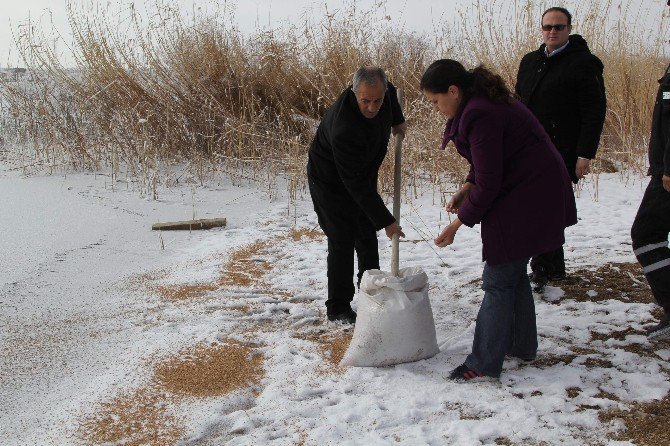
top-left (575, 158), bottom-right (591, 180)
top-left (435, 219), bottom-right (462, 248)
top-left (384, 222), bottom-right (405, 240)
top-left (663, 174), bottom-right (670, 192)
top-left (392, 122), bottom-right (408, 138)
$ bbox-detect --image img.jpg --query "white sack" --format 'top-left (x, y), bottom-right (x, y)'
top-left (340, 267), bottom-right (440, 367)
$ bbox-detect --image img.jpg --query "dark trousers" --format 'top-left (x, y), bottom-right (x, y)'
top-left (465, 258), bottom-right (538, 377)
top-left (326, 234), bottom-right (379, 315)
top-left (631, 175), bottom-right (670, 314)
top-left (530, 245), bottom-right (565, 278)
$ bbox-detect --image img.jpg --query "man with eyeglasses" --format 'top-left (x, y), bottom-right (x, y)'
top-left (630, 0), bottom-right (670, 340)
top-left (515, 6), bottom-right (606, 292)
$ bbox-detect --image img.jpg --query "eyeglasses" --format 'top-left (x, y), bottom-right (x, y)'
top-left (542, 24), bottom-right (568, 31)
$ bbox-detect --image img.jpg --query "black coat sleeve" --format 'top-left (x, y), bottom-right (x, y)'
top-left (574, 56), bottom-right (607, 159)
top-left (387, 83), bottom-right (406, 127)
top-left (662, 77), bottom-right (670, 176)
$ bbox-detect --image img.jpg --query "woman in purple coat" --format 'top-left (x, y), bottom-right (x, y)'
top-left (420, 59), bottom-right (577, 381)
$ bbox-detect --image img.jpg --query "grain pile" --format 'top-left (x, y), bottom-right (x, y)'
top-left (80, 342), bottom-right (264, 444)
top-left (218, 241), bottom-right (272, 288)
top-left (155, 342), bottom-right (264, 397)
top-left (289, 227), bottom-right (322, 242)
top-left (317, 333), bottom-right (353, 368)
top-left (154, 284), bottom-right (219, 301)
top-left (79, 388), bottom-right (184, 446)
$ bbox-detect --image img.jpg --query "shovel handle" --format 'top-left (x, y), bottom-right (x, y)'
top-left (391, 88), bottom-right (404, 277)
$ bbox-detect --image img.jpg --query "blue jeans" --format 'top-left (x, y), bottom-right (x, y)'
top-left (465, 258), bottom-right (538, 377)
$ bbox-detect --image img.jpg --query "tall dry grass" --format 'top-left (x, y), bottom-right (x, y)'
top-left (0, 0), bottom-right (667, 200)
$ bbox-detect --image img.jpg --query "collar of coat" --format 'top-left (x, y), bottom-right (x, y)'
top-left (537, 34), bottom-right (591, 60)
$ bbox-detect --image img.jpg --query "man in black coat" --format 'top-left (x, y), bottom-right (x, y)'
top-left (307, 66), bottom-right (406, 324)
top-left (515, 6), bottom-right (606, 290)
top-left (631, 0), bottom-right (670, 340)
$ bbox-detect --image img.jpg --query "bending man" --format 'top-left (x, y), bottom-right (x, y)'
top-left (307, 66), bottom-right (406, 324)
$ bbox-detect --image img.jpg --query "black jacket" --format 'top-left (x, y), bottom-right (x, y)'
top-left (515, 34), bottom-right (606, 183)
top-left (648, 63), bottom-right (670, 177)
top-left (307, 83), bottom-right (405, 238)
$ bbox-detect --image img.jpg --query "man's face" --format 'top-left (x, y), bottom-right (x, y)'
top-left (354, 82), bottom-right (386, 119)
top-left (541, 10), bottom-right (572, 53)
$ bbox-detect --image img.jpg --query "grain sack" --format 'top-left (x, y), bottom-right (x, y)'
top-left (340, 267), bottom-right (440, 367)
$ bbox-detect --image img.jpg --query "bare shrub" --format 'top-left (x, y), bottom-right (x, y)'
top-left (0, 0), bottom-right (666, 198)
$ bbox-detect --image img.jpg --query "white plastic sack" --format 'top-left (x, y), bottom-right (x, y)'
top-left (340, 266), bottom-right (440, 367)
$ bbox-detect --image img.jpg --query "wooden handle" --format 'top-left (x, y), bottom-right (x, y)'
top-left (391, 88), bottom-right (404, 277)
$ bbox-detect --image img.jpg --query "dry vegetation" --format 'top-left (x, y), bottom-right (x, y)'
top-left (1, 0), bottom-right (665, 198)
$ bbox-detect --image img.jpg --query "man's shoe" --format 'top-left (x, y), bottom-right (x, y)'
top-left (548, 272), bottom-right (566, 281)
top-left (647, 316), bottom-right (670, 340)
top-left (529, 270), bottom-right (548, 292)
top-left (531, 277), bottom-right (547, 293)
top-left (448, 363), bottom-right (486, 382)
top-left (327, 309), bottom-right (357, 324)
top-left (506, 352), bottom-right (536, 362)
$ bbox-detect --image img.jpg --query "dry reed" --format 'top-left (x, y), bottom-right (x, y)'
top-left (0, 0), bottom-right (666, 198)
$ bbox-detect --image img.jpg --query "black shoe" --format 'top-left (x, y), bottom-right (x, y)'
top-left (448, 363), bottom-right (486, 382)
top-left (529, 270), bottom-right (548, 292)
top-left (327, 309), bottom-right (357, 324)
top-left (532, 277), bottom-right (547, 293)
top-left (548, 272), bottom-right (566, 282)
top-left (647, 316), bottom-right (670, 340)
top-left (506, 352), bottom-right (536, 362)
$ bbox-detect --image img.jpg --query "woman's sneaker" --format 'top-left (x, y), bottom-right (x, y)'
top-left (647, 316), bottom-right (670, 340)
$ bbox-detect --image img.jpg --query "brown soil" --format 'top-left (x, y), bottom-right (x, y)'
top-left (557, 262), bottom-right (654, 304)
top-left (556, 262), bottom-right (670, 443)
top-left (600, 395), bottom-right (670, 446)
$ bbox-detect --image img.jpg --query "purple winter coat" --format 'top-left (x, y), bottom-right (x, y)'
top-left (443, 95), bottom-right (577, 265)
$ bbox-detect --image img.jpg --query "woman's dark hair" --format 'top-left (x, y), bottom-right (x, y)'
top-left (419, 59), bottom-right (512, 104)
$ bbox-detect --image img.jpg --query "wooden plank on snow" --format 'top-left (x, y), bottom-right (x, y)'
top-left (152, 218), bottom-right (227, 231)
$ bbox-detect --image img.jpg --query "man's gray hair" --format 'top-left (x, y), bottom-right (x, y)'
top-left (352, 66), bottom-right (388, 92)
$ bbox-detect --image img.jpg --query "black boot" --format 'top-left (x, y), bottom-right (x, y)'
top-left (327, 308), bottom-right (357, 324)
top-left (647, 315), bottom-right (670, 340)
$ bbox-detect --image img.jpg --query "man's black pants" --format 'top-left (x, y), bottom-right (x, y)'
top-left (631, 175), bottom-right (670, 314)
top-left (308, 177), bottom-right (381, 316)
top-left (530, 246), bottom-right (566, 279)
top-left (326, 233), bottom-right (379, 316)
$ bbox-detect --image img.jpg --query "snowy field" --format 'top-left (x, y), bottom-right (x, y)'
top-left (1, 158), bottom-right (668, 445)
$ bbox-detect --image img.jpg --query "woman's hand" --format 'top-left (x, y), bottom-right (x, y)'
top-left (435, 219), bottom-right (462, 247)
top-left (446, 182), bottom-right (474, 214)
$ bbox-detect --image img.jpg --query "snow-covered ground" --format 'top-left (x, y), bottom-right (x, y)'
top-left (1, 159), bottom-right (667, 445)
